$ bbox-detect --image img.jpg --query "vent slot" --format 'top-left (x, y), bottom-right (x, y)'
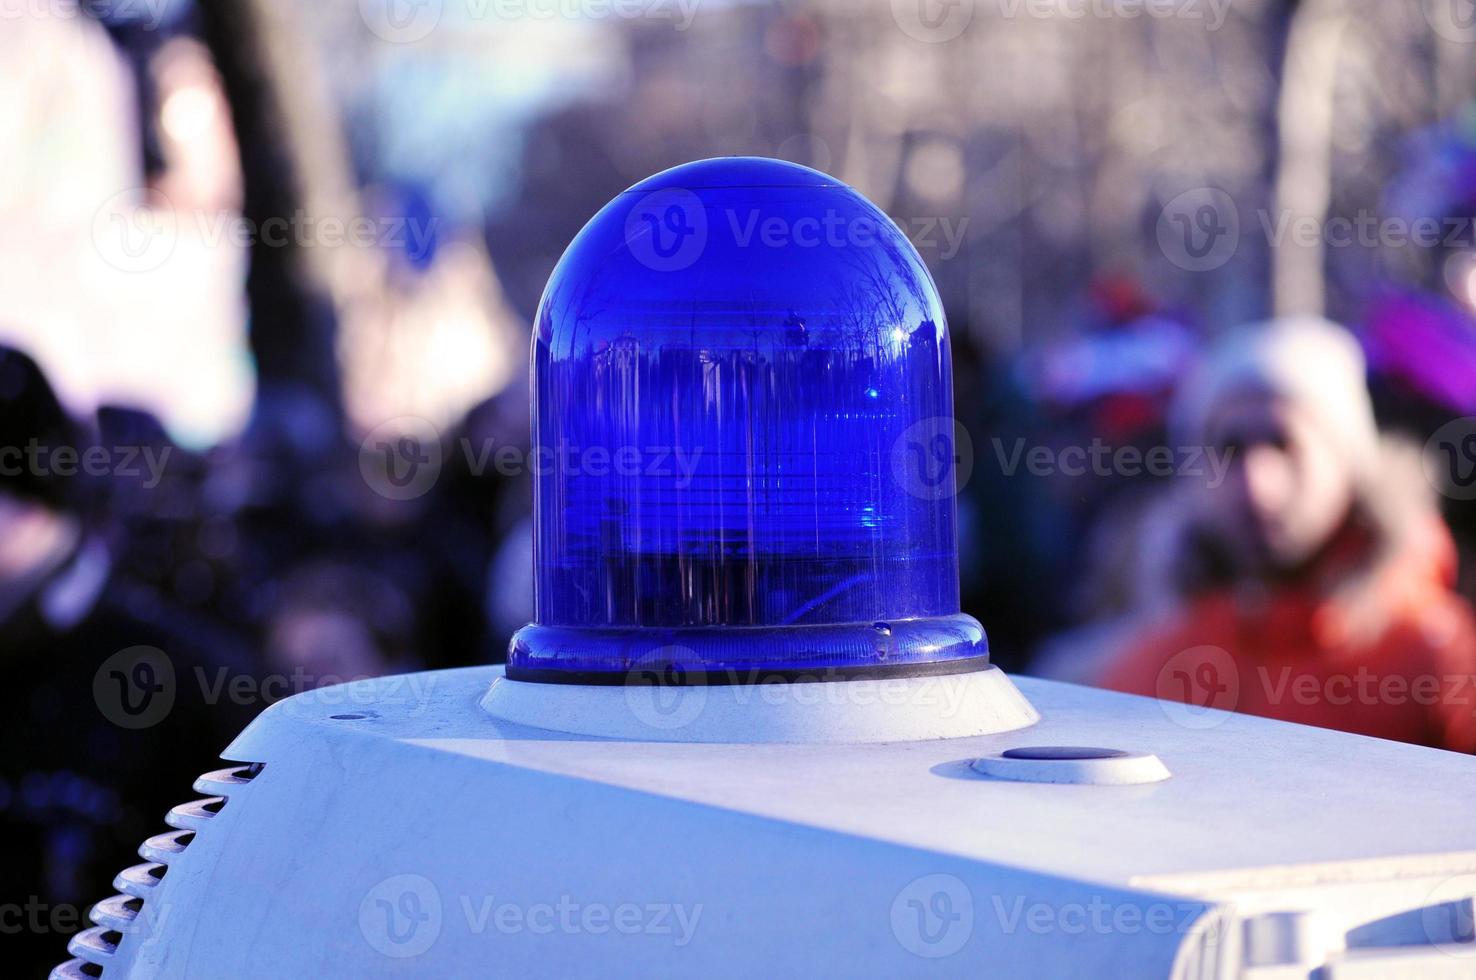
top-left (165, 796), bottom-right (227, 832)
top-left (193, 763), bottom-right (262, 795)
top-left (53, 760), bottom-right (264, 978)
top-left (89, 895), bottom-right (143, 932)
top-left (113, 863), bottom-right (167, 899)
top-left (139, 829), bottom-right (196, 864)
top-left (66, 927), bottom-right (121, 961)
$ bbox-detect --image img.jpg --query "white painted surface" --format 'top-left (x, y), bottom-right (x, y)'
top-left (480, 666), bottom-right (1039, 743)
top-left (93, 667), bottom-right (1476, 979)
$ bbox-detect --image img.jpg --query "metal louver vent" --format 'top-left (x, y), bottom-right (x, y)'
top-left (49, 763), bottom-right (263, 980)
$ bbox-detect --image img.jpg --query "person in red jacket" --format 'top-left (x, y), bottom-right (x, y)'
top-left (1088, 316), bottom-right (1476, 752)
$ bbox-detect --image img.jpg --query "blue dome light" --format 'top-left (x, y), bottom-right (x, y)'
top-left (508, 157), bottom-right (987, 683)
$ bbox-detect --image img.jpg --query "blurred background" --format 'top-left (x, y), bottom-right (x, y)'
top-left (5, 0), bottom-right (1476, 971)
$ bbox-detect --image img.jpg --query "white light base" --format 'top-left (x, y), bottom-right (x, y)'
top-left (70, 667), bottom-right (1476, 979)
top-left (479, 665), bottom-right (1040, 743)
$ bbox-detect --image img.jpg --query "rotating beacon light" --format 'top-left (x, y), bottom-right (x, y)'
top-left (55, 158), bottom-right (1476, 980)
top-left (508, 157), bottom-right (986, 683)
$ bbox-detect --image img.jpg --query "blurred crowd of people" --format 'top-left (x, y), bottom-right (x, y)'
top-left (0, 339), bottom-right (533, 968)
top-left (1030, 316), bottom-right (1476, 751)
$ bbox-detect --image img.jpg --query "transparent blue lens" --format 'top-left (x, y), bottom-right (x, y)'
top-left (508, 158), bottom-right (987, 681)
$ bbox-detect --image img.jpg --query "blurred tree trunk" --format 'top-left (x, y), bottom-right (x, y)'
top-left (193, 0), bottom-right (369, 431)
top-left (1273, 0), bottom-right (1348, 317)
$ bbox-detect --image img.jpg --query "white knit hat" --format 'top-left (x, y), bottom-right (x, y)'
top-left (1169, 316), bottom-right (1380, 479)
